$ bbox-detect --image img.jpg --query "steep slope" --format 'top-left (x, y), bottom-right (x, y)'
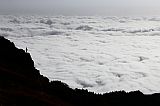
top-left (0, 36), bottom-right (160, 106)
top-left (0, 36), bottom-right (71, 106)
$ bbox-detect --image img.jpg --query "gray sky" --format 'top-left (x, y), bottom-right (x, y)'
top-left (1, 0), bottom-right (160, 16)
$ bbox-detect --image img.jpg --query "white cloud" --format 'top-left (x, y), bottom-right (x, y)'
top-left (2, 15), bottom-right (160, 94)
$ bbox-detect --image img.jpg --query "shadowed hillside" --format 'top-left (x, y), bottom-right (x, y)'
top-left (0, 36), bottom-right (160, 106)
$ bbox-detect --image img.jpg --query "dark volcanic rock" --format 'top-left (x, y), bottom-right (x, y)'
top-left (0, 36), bottom-right (70, 106)
top-left (0, 36), bottom-right (160, 106)
top-left (0, 36), bottom-right (38, 76)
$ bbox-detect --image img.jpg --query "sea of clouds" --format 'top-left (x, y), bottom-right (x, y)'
top-left (1, 15), bottom-right (160, 94)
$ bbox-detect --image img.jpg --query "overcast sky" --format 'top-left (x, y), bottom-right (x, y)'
top-left (1, 0), bottom-right (160, 16)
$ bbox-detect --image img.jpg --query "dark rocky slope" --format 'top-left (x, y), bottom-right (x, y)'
top-left (0, 36), bottom-right (160, 106)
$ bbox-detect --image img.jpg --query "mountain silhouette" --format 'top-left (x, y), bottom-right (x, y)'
top-left (0, 36), bottom-right (160, 106)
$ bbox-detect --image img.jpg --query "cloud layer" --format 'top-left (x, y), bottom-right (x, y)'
top-left (1, 15), bottom-right (160, 94)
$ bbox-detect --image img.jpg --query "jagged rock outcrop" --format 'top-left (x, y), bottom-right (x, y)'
top-left (0, 36), bottom-right (160, 106)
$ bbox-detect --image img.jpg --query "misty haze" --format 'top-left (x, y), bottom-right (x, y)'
top-left (1, 0), bottom-right (160, 16)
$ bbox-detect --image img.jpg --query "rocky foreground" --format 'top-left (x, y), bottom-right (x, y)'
top-left (0, 36), bottom-right (160, 106)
